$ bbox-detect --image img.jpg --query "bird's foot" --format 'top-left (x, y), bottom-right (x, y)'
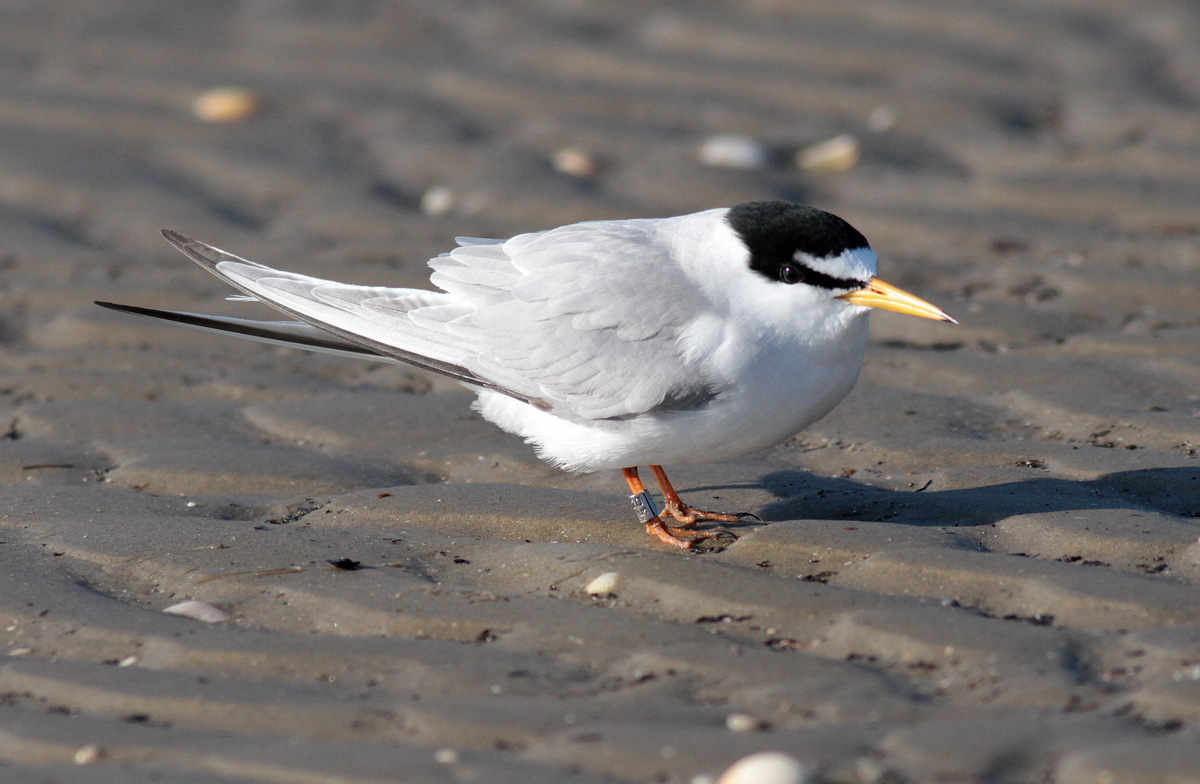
top-left (644, 517), bottom-right (736, 550)
top-left (625, 469), bottom-right (753, 550)
top-left (661, 500), bottom-right (759, 527)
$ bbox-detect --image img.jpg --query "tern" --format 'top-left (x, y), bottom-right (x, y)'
top-left (98, 202), bottom-right (954, 548)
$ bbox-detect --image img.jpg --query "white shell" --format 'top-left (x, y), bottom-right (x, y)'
top-left (552, 147), bottom-right (598, 178)
top-left (796, 134), bottom-right (860, 173)
top-left (715, 752), bottom-right (812, 784)
top-left (73, 744), bottom-right (104, 765)
top-left (867, 106), bottom-right (898, 132)
top-left (191, 88), bottom-right (261, 123)
top-left (585, 571), bottom-right (620, 595)
top-left (724, 713), bottom-right (767, 732)
top-left (421, 186), bottom-right (456, 216)
top-left (697, 134), bottom-right (769, 170)
top-left (163, 600), bottom-right (229, 623)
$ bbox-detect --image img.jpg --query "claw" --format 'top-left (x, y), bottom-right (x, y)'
top-left (622, 465), bottom-right (754, 550)
top-left (645, 518), bottom-right (735, 550)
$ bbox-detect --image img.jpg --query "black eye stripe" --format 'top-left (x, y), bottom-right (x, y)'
top-left (783, 262), bottom-right (863, 291)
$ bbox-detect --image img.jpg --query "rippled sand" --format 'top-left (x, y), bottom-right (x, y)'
top-left (2, 2), bottom-right (1199, 782)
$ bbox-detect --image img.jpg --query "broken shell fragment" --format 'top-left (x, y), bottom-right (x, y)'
top-left (163, 600), bottom-right (229, 623)
top-left (420, 186), bottom-right (456, 216)
top-left (796, 133), bottom-right (860, 173)
top-left (73, 744), bottom-right (104, 765)
top-left (698, 134), bottom-right (769, 170)
top-left (585, 571), bottom-right (620, 596)
top-left (191, 87), bottom-right (261, 123)
top-left (552, 147), bottom-right (599, 178)
top-left (715, 752), bottom-right (812, 784)
top-left (724, 712), bottom-right (769, 732)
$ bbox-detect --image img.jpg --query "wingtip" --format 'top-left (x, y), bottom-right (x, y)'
top-left (94, 300), bottom-right (150, 316)
top-left (158, 228), bottom-right (229, 271)
top-left (160, 228), bottom-right (189, 247)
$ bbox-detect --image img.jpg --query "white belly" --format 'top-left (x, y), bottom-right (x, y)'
top-left (474, 317), bottom-right (868, 472)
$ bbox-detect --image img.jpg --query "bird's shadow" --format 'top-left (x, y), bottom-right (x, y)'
top-left (698, 466), bottom-right (1199, 529)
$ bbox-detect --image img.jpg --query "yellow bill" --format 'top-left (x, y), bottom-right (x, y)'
top-left (837, 277), bottom-right (957, 323)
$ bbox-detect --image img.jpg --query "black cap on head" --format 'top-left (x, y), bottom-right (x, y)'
top-left (726, 201), bottom-right (870, 289)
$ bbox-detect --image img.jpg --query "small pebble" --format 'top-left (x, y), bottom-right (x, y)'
top-left (420, 186), bottom-right (456, 216)
top-left (697, 134), bottom-right (769, 170)
top-left (715, 752), bottom-right (812, 784)
top-left (7, 647), bottom-right (31, 657)
top-left (162, 600), bottom-right (229, 624)
top-left (796, 133), bottom-right (860, 174)
top-left (434, 748), bottom-right (459, 764)
top-left (191, 87), bottom-right (261, 123)
top-left (118, 655), bottom-right (138, 668)
top-left (585, 571), bottom-right (620, 596)
top-left (867, 105), bottom-right (898, 132)
top-left (552, 147), bottom-right (598, 178)
top-left (725, 712), bottom-right (769, 732)
top-left (856, 757), bottom-right (906, 784)
top-left (73, 744), bottom-right (104, 765)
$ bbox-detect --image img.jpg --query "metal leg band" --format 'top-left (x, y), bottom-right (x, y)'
top-left (629, 490), bottom-right (660, 523)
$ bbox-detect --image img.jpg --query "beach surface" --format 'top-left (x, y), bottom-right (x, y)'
top-left (1, 2), bottom-right (1200, 782)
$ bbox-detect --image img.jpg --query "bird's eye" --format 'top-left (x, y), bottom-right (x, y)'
top-left (779, 264), bottom-right (805, 284)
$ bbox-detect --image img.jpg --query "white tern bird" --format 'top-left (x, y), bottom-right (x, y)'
top-left (98, 202), bottom-right (954, 548)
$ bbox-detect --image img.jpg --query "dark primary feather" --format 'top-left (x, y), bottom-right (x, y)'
top-left (147, 231), bottom-right (540, 403)
top-left (94, 301), bottom-right (391, 360)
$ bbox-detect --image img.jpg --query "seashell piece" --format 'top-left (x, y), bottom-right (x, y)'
top-left (698, 134), bottom-right (769, 170)
top-left (585, 571), bottom-right (620, 596)
top-left (74, 744), bottom-right (104, 765)
top-left (796, 134), bottom-right (860, 174)
top-left (163, 600), bottom-right (229, 623)
top-left (552, 147), bottom-right (598, 178)
top-left (715, 752), bottom-right (812, 784)
top-left (867, 106), bottom-right (898, 132)
top-left (724, 712), bottom-right (769, 732)
top-left (191, 87), bottom-right (261, 123)
top-left (420, 186), bottom-right (456, 216)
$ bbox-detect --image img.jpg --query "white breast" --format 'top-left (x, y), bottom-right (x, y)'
top-left (473, 308), bottom-right (869, 473)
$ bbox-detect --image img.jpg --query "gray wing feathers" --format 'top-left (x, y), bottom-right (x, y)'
top-left (443, 222), bottom-right (722, 420)
top-left (220, 267), bottom-right (469, 369)
top-left (158, 230), bottom-right (524, 398)
top-left (158, 225), bottom-right (722, 422)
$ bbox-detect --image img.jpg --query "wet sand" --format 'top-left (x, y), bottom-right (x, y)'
top-left (2, 2), bottom-right (1200, 782)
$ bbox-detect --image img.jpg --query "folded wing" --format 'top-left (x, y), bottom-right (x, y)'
top-left (105, 226), bottom-right (725, 422)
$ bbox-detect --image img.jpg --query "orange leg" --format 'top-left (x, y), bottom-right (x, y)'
top-left (622, 466), bottom-right (743, 549)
